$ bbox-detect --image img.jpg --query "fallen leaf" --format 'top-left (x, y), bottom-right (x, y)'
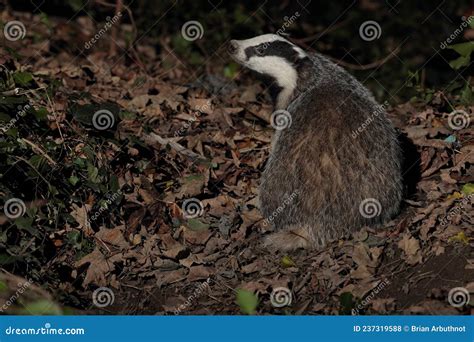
top-left (398, 234), bottom-right (423, 265)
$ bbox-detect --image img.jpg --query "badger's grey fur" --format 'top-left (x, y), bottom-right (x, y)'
top-left (228, 34), bottom-right (403, 250)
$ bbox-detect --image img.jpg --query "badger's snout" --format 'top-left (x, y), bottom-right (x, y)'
top-left (227, 40), bottom-right (239, 55)
top-left (227, 39), bottom-right (247, 64)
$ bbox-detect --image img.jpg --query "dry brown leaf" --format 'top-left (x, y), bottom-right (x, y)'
top-left (187, 265), bottom-right (214, 282)
top-left (398, 234), bottom-right (423, 265)
top-left (75, 248), bottom-right (122, 287)
top-left (70, 203), bottom-right (93, 236)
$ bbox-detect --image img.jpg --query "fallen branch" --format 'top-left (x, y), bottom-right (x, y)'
top-left (0, 88), bottom-right (20, 96)
top-left (142, 132), bottom-right (202, 160)
top-left (292, 37), bottom-right (401, 70)
top-left (21, 138), bottom-right (57, 166)
top-left (326, 46), bottom-right (401, 71)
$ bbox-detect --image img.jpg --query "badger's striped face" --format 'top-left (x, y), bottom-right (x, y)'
top-left (228, 34), bottom-right (308, 109)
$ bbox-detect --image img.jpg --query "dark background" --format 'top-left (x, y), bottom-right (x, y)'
top-left (4, 0), bottom-right (474, 101)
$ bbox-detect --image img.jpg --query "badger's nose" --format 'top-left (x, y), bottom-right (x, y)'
top-left (227, 40), bottom-right (239, 54)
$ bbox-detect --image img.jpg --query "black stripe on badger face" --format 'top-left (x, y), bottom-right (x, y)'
top-left (228, 34), bottom-right (311, 109)
top-left (244, 40), bottom-right (302, 64)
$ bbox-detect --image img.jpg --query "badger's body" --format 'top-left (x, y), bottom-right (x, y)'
top-left (229, 34), bottom-right (403, 250)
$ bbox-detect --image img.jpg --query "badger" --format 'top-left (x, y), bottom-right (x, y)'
top-left (228, 34), bottom-right (403, 251)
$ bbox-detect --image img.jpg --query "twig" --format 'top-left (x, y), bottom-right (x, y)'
top-left (0, 86), bottom-right (47, 96)
top-left (0, 88), bottom-right (21, 96)
top-left (94, 0), bottom-right (144, 68)
top-left (13, 156), bottom-right (52, 187)
top-left (21, 138), bottom-right (57, 166)
top-left (325, 46), bottom-right (401, 70)
top-left (206, 293), bottom-right (224, 304)
top-left (110, 0), bottom-right (123, 56)
top-left (143, 132), bottom-right (205, 160)
top-left (295, 38), bottom-right (401, 70)
top-left (122, 283), bottom-right (142, 291)
top-left (44, 91), bottom-right (64, 142)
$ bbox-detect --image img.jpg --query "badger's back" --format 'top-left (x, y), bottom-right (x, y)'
top-left (227, 34), bottom-right (403, 249)
top-left (260, 72), bottom-right (403, 246)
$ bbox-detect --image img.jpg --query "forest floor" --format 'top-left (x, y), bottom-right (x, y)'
top-left (0, 10), bottom-right (473, 315)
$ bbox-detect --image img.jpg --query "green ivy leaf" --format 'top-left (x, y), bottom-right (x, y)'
top-left (19, 299), bottom-right (62, 315)
top-left (447, 42), bottom-right (474, 69)
top-left (15, 217), bottom-right (35, 233)
top-left (109, 174), bottom-right (120, 192)
top-left (460, 84), bottom-right (473, 105)
top-left (48, 184), bottom-right (59, 196)
top-left (87, 163), bottom-right (100, 183)
top-left (73, 157), bottom-right (86, 168)
top-left (449, 55), bottom-right (470, 70)
top-left (187, 218), bottom-right (210, 231)
top-left (236, 289), bottom-right (258, 315)
top-left (281, 255), bottom-right (296, 268)
top-left (0, 280), bottom-right (8, 292)
top-left (13, 72), bottom-right (33, 86)
top-left (119, 110), bottom-right (136, 120)
top-left (224, 63), bottom-right (239, 78)
top-left (448, 42), bottom-right (474, 57)
top-left (339, 292), bottom-right (355, 314)
top-left (69, 175), bottom-right (80, 186)
top-left (0, 254), bottom-right (21, 265)
top-left (34, 107), bottom-right (49, 120)
top-left (462, 183), bottom-right (474, 195)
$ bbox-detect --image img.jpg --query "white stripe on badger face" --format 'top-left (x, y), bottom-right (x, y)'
top-left (245, 55), bottom-right (297, 109)
top-left (231, 34), bottom-right (307, 62)
top-left (237, 34), bottom-right (287, 48)
top-left (292, 46), bottom-right (307, 59)
top-left (230, 34), bottom-right (307, 109)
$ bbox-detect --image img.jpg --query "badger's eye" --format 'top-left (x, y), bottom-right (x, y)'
top-left (255, 47), bottom-right (265, 56)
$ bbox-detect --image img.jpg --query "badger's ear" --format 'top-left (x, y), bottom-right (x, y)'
top-left (295, 54), bottom-right (311, 67)
top-left (292, 52), bottom-right (303, 64)
top-left (285, 38), bottom-right (307, 63)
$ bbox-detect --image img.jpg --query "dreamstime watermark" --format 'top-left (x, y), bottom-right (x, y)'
top-left (3, 198), bottom-right (26, 219)
top-left (89, 190), bottom-right (122, 222)
top-left (92, 287), bottom-right (115, 308)
top-left (3, 20), bottom-right (26, 41)
top-left (270, 287), bottom-right (292, 308)
top-left (253, 11), bottom-right (301, 54)
top-left (174, 277), bottom-right (211, 314)
top-left (448, 110), bottom-right (470, 130)
top-left (263, 190), bottom-right (299, 226)
top-left (359, 198), bottom-right (382, 219)
top-left (270, 110), bottom-right (292, 130)
top-left (92, 109), bottom-right (115, 130)
top-left (447, 287), bottom-right (470, 308)
top-left (174, 100), bottom-right (212, 137)
top-left (359, 21), bottom-right (382, 41)
top-left (352, 279), bottom-right (390, 315)
top-left (0, 102), bottom-right (32, 135)
top-left (181, 21), bottom-right (204, 41)
top-left (439, 194), bottom-right (473, 227)
top-left (5, 323), bottom-right (85, 335)
top-left (440, 16), bottom-right (474, 49)
top-left (276, 11), bottom-right (300, 36)
top-left (84, 12), bottom-right (123, 50)
top-left (181, 198), bottom-right (204, 219)
top-left (0, 278), bottom-right (33, 312)
top-left (351, 101), bottom-right (389, 139)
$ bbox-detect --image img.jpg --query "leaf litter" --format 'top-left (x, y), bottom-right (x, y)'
top-left (0, 12), bottom-right (472, 315)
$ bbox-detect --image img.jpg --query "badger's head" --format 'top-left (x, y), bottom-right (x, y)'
top-left (228, 34), bottom-right (310, 109)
